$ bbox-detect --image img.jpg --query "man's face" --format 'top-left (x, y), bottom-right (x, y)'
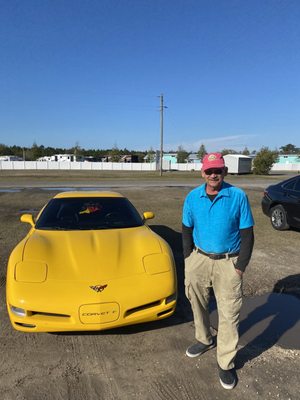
top-left (201, 167), bottom-right (227, 192)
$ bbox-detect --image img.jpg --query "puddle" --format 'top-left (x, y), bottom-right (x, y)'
top-left (0, 188), bottom-right (21, 193)
top-left (19, 209), bottom-right (39, 213)
top-left (41, 187), bottom-right (75, 191)
top-left (40, 187), bottom-right (118, 191)
top-left (210, 293), bottom-right (300, 349)
top-left (0, 186), bottom-right (154, 193)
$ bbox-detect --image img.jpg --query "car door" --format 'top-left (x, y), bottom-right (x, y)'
top-left (284, 176), bottom-right (300, 228)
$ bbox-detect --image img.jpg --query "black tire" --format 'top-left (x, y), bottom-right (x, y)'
top-left (270, 205), bottom-right (289, 230)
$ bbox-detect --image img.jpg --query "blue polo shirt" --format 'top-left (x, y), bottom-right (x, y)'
top-left (182, 182), bottom-right (254, 254)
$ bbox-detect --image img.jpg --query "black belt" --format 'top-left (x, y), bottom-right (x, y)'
top-left (194, 247), bottom-right (239, 260)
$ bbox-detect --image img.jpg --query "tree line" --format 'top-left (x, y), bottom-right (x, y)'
top-left (0, 142), bottom-right (299, 175)
top-left (0, 142), bottom-right (148, 163)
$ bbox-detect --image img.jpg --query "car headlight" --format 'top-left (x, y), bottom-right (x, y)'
top-left (15, 261), bottom-right (47, 283)
top-left (10, 305), bottom-right (26, 317)
top-left (143, 254), bottom-right (171, 274)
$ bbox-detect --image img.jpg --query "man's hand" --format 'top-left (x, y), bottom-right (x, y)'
top-left (235, 268), bottom-right (243, 277)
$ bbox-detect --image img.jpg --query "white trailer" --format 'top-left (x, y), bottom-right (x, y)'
top-left (224, 154), bottom-right (252, 174)
top-left (0, 155), bottom-right (23, 161)
top-left (49, 154), bottom-right (84, 162)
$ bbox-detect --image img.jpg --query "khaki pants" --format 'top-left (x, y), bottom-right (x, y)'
top-left (185, 250), bottom-right (242, 370)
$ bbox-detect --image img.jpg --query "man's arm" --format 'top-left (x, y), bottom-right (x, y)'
top-left (182, 223), bottom-right (194, 259)
top-left (236, 226), bottom-right (254, 273)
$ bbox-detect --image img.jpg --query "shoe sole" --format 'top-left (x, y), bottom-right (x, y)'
top-left (219, 378), bottom-right (236, 390)
top-left (185, 342), bottom-right (216, 358)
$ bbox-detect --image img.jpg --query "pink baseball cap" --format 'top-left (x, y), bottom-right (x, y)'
top-left (202, 152), bottom-right (225, 171)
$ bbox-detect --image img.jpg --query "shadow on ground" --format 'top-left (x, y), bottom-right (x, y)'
top-left (235, 274), bottom-right (300, 368)
top-left (150, 225), bottom-right (193, 322)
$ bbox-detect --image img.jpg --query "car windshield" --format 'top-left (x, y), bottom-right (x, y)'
top-left (35, 197), bottom-right (144, 230)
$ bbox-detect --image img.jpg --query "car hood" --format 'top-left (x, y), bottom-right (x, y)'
top-left (20, 226), bottom-right (162, 281)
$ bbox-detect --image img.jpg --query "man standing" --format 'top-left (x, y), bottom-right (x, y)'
top-left (182, 152), bottom-right (254, 390)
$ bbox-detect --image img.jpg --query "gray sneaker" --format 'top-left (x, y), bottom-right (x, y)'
top-left (185, 339), bottom-right (216, 358)
top-left (218, 365), bottom-right (237, 390)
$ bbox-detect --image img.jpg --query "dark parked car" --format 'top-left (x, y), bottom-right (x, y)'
top-left (262, 175), bottom-right (300, 230)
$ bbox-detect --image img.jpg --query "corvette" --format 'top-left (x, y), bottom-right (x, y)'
top-left (6, 191), bottom-right (177, 332)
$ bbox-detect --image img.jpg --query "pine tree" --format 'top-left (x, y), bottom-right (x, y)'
top-left (197, 144), bottom-right (207, 161)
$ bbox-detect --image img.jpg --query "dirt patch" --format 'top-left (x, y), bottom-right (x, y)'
top-left (0, 180), bottom-right (299, 399)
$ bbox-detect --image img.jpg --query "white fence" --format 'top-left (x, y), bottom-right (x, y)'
top-left (270, 163), bottom-right (300, 172)
top-left (1, 160), bottom-right (299, 172)
top-left (0, 160), bottom-right (202, 171)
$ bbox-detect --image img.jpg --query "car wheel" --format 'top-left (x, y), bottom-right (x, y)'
top-left (270, 205), bottom-right (289, 230)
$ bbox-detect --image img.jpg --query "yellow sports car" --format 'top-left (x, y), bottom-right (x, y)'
top-left (6, 191), bottom-right (177, 332)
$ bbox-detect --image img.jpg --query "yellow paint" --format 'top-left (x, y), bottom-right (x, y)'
top-left (6, 191), bottom-right (177, 332)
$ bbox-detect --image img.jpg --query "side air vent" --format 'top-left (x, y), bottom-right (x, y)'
top-left (30, 311), bottom-right (70, 318)
top-left (124, 300), bottom-right (161, 317)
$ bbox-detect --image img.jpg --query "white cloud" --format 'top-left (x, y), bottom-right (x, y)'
top-left (165, 134), bottom-right (258, 152)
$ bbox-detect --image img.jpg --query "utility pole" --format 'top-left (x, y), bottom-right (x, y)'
top-left (159, 93), bottom-right (167, 176)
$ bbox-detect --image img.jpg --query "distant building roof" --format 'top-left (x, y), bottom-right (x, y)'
top-left (223, 154), bottom-right (251, 158)
top-left (187, 153), bottom-right (199, 159)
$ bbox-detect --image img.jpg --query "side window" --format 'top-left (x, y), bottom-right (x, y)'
top-left (294, 178), bottom-right (300, 192)
top-left (283, 180), bottom-right (295, 190)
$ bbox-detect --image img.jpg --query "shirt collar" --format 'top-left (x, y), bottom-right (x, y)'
top-left (199, 181), bottom-right (231, 198)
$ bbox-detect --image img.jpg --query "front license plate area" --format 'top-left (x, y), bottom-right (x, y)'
top-left (79, 303), bottom-right (120, 324)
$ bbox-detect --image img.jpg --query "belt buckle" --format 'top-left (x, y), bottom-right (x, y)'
top-left (210, 253), bottom-right (226, 260)
top-left (209, 253), bottom-right (220, 260)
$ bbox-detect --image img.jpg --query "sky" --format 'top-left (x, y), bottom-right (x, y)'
top-left (1, 0), bottom-right (299, 153)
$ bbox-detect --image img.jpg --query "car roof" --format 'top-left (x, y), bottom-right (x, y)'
top-left (278, 175), bottom-right (299, 185)
top-left (268, 174), bottom-right (299, 189)
top-left (53, 191), bottom-right (124, 199)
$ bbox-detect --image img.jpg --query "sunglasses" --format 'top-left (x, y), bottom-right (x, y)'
top-left (204, 168), bottom-right (224, 175)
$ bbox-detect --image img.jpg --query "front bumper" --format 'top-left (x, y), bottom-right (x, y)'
top-left (8, 298), bottom-right (176, 332)
top-left (261, 195), bottom-right (272, 216)
top-left (7, 273), bottom-right (177, 332)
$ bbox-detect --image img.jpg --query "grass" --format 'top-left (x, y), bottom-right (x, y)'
top-left (0, 169), bottom-right (296, 183)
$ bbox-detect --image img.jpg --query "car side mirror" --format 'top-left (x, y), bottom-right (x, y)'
top-left (143, 211), bottom-right (155, 221)
top-left (20, 214), bottom-right (35, 227)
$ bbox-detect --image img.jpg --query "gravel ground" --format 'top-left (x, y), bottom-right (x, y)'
top-left (0, 173), bottom-right (299, 400)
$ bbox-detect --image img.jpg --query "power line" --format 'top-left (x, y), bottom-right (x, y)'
top-left (159, 93), bottom-right (167, 176)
